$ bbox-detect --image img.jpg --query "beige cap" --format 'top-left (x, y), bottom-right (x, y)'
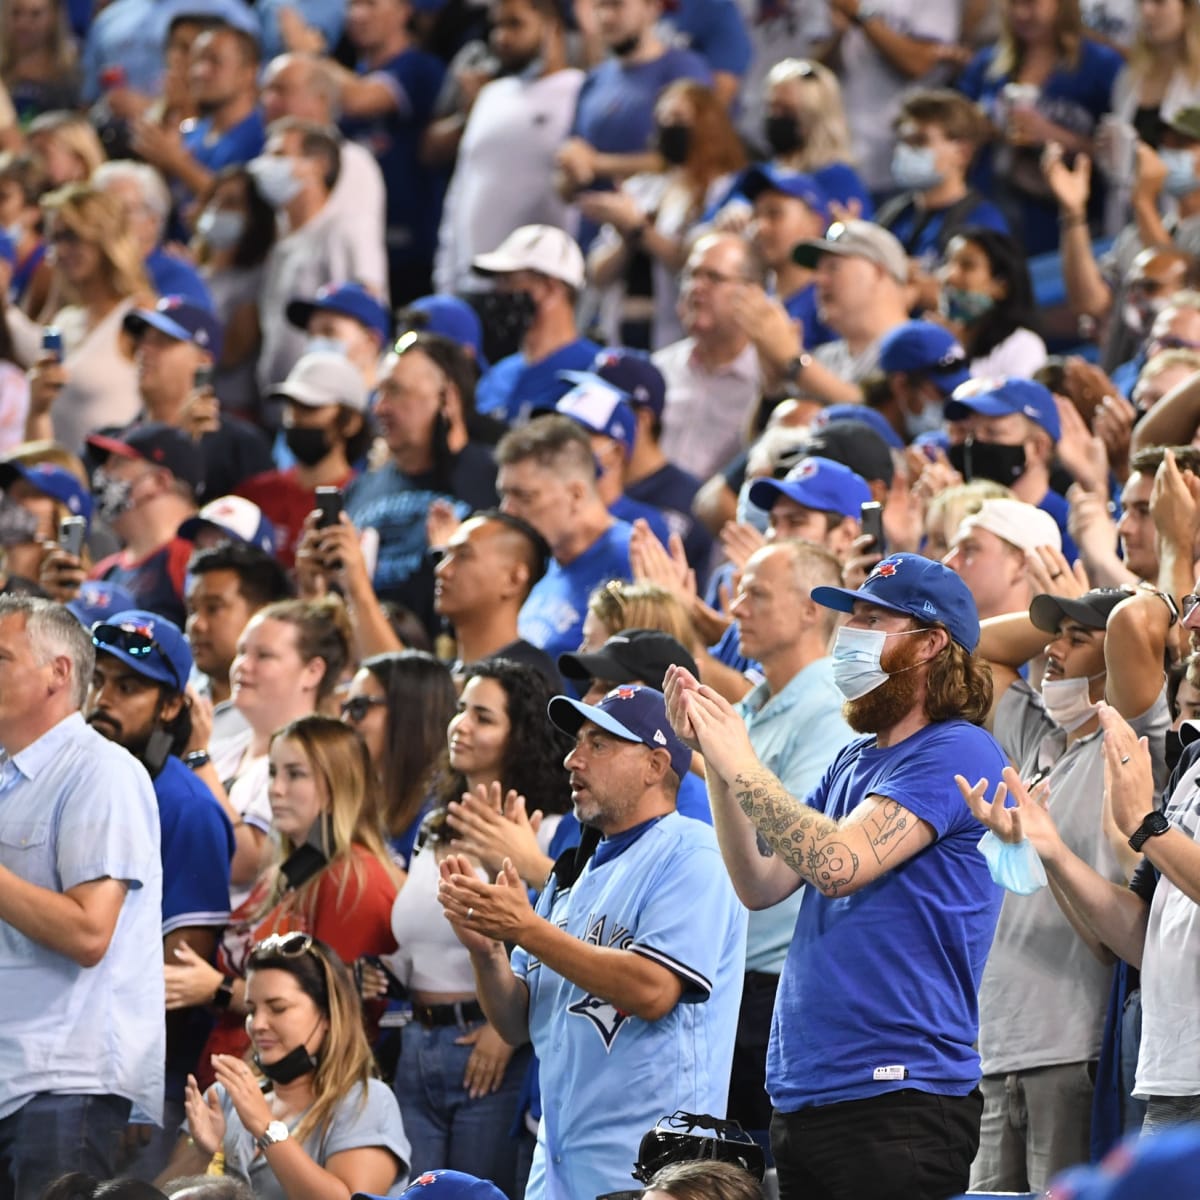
top-left (956, 498), bottom-right (1062, 555)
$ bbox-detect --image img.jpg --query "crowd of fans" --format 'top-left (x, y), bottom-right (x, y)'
top-left (5, 0), bottom-right (1200, 1197)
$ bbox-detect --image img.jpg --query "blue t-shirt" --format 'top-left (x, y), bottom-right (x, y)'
top-left (145, 247), bottom-right (214, 309)
top-left (880, 193), bottom-right (1010, 268)
top-left (676, 770), bottom-right (712, 823)
top-left (626, 461), bottom-right (713, 577)
top-left (518, 521), bottom-right (634, 662)
top-left (783, 283), bottom-right (834, 351)
top-left (610, 494), bottom-right (671, 547)
top-left (1039, 488), bottom-right (1079, 565)
top-left (768, 720), bottom-right (1005, 1111)
top-left (340, 49), bottom-right (446, 265)
top-left (663, 0), bottom-right (752, 77)
top-left (476, 338), bottom-right (602, 424)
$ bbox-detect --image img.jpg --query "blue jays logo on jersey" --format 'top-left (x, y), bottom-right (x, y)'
top-left (567, 992), bottom-right (630, 1050)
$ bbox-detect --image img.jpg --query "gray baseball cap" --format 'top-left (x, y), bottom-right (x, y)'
top-left (792, 219), bottom-right (908, 283)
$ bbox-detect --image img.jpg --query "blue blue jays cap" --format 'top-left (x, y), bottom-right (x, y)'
top-left (548, 683), bottom-right (691, 782)
top-left (66, 580), bottom-right (136, 629)
top-left (178, 495), bottom-right (278, 555)
top-left (878, 320), bottom-right (971, 397)
top-left (812, 552), bottom-right (981, 651)
top-left (0, 460), bottom-right (92, 524)
top-left (403, 295), bottom-right (489, 369)
top-left (748, 455), bottom-right (871, 520)
top-left (590, 347), bottom-right (666, 417)
top-left (555, 373), bottom-right (638, 457)
top-left (124, 295), bottom-right (223, 359)
top-left (355, 1170), bottom-right (507, 1199)
top-left (286, 281), bottom-right (391, 341)
top-left (812, 404), bottom-right (905, 451)
top-left (1041, 1126), bottom-right (1200, 1199)
top-left (944, 376), bottom-right (1061, 441)
top-left (738, 165), bottom-right (829, 218)
top-left (91, 608), bottom-right (193, 692)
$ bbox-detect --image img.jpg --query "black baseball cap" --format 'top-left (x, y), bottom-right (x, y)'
top-left (87, 423), bottom-right (205, 494)
top-left (558, 628), bottom-right (697, 693)
top-left (800, 420), bottom-right (894, 487)
top-left (1029, 587), bottom-right (1133, 633)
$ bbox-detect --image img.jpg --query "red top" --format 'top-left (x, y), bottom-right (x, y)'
top-left (237, 467), bottom-right (355, 568)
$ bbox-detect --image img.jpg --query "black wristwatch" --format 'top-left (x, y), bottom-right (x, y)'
top-left (783, 353), bottom-right (813, 384)
top-left (212, 975), bottom-right (235, 1009)
top-left (1128, 810), bottom-right (1171, 852)
top-left (183, 750), bottom-right (210, 771)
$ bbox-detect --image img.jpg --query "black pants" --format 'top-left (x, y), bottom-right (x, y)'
top-left (727, 971), bottom-right (779, 1136)
top-left (771, 1088), bottom-right (982, 1200)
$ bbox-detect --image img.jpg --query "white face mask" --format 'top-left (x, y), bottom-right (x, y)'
top-left (304, 335), bottom-right (349, 358)
top-left (904, 397), bottom-right (945, 440)
top-left (735, 478), bottom-right (771, 534)
top-left (196, 207), bottom-right (245, 250)
top-left (248, 155), bottom-right (303, 208)
top-left (1040, 672), bottom-right (1105, 732)
top-left (830, 625), bottom-right (927, 700)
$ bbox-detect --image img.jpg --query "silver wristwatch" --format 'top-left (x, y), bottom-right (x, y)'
top-left (256, 1120), bottom-right (290, 1151)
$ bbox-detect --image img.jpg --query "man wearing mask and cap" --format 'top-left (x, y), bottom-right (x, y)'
top-left (868, 319), bottom-right (972, 444)
top-left (967, 584), bottom-right (1171, 1192)
top-left (0, 459), bottom-right (91, 598)
top-left (284, 280), bottom-right (391, 392)
top-left (664, 552), bottom-right (1004, 1200)
top-left (472, 224), bottom-right (601, 421)
top-left (84, 609), bottom-right (233, 1178)
top-left (437, 683), bottom-right (746, 1200)
top-left (237, 351), bottom-right (372, 567)
top-left (945, 376), bottom-right (1078, 560)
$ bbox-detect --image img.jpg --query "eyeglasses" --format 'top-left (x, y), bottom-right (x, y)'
top-left (91, 622), bottom-right (182, 690)
top-left (49, 226), bottom-right (83, 246)
top-left (1183, 593), bottom-right (1200, 622)
top-left (249, 931), bottom-right (314, 962)
top-left (340, 695), bottom-right (388, 723)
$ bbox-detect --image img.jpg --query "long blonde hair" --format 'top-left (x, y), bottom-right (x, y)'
top-left (41, 183), bottom-right (150, 302)
top-left (1127, 0), bottom-right (1200, 84)
top-left (587, 580), bottom-right (698, 652)
top-left (27, 111), bottom-right (105, 180)
top-left (765, 58), bottom-right (855, 169)
top-left (0, 0), bottom-right (77, 83)
top-left (990, 0), bottom-right (1083, 77)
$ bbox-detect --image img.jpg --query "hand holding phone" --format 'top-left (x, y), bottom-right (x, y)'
top-left (315, 486), bottom-right (343, 530)
top-left (41, 327), bottom-right (64, 363)
top-left (58, 515), bottom-right (87, 558)
top-left (860, 501), bottom-right (886, 557)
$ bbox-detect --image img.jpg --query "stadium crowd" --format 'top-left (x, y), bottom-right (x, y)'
top-left (4, 0), bottom-right (1200, 1197)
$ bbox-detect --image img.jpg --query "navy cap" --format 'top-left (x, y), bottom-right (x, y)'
top-left (124, 295), bottom-right (223, 360)
top-left (812, 404), bottom-right (905, 451)
top-left (403, 295), bottom-right (489, 369)
top-left (87, 423), bottom-right (205, 495)
top-left (558, 629), bottom-right (698, 693)
top-left (0, 460), bottom-right (92, 524)
top-left (91, 608), bottom-right (193, 691)
top-left (738, 164), bottom-right (829, 218)
top-left (66, 580), bottom-right (135, 629)
top-left (878, 320), bottom-right (971, 397)
top-left (802, 419), bottom-right (896, 486)
top-left (178, 495), bottom-right (278, 555)
top-left (555, 374), bottom-right (638, 456)
top-left (1029, 587), bottom-right (1133, 634)
top-left (589, 347), bottom-right (666, 417)
top-left (355, 1170), bottom-right (507, 1200)
top-left (286, 281), bottom-right (391, 342)
top-left (812, 552), bottom-right (981, 651)
top-left (944, 377), bottom-right (1061, 441)
top-left (548, 684), bottom-right (692, 782)
top-left (748, 455), bottom-right (871, 520)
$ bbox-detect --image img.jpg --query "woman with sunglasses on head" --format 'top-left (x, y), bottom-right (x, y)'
top-left (165, 715), bottom-right (401, 1084)
top-left (160, 933), bottom-right (411, 1198)
top-left (379, 658), bottom-right (571, 1194)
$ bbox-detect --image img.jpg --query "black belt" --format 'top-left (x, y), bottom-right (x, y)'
top-left (412, 999), bottom-right (484, 1028)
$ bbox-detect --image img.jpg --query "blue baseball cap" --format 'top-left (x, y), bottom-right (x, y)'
top-left (748, 455), bottom-right (872, 520)
top-left (90, 608), bottom-right (193, 692)
top-left (1043, 1126), bottom-right (1200, 1199)
top-left (589, 347), bottom-right (666, 417)
top-left (555, 373), bottom-right (638, 457)
top-left (944, 377), bottom-right (1061, 441)
top-left (286, 281), bottom-right (391, 342)
top-left (812, 404), bottom-right (905, 451)
top-left (878, 321), bottom-right (971, 397)
top-left (66, 580), bottom-right (136, 629)
top-left (178, 495), bottom-right (278, 555)
top-left (548, 684), bottom-right (691, 782)
top-left (812, 552), bottom-right (981, 651)
top-left (355, 1170), bottom-right (507, 1200)
top-left (738, 164), bottom-right (829, 218)
top-left (403, 295), bottom-right (489, 369)
top-left (124, 295), bottom-right (223, 359)
top-left (0, 460), bottom-right (93, 524)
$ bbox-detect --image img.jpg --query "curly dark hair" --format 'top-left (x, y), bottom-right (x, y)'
top-left (426, 657), bottom-right (573, 844)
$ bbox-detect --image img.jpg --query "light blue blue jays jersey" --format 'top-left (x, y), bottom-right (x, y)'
top-left (512, 811), bottom-right (747, 1200)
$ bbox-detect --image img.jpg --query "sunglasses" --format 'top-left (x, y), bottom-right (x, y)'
top-left (340, 695), bottom-right (388, 723)
top-left (92, 623), bottom-right (182, 690)
top-left (1183, 593), bottom-right (1200, 622)
top-left (250, 931), bottom-right (314, 962)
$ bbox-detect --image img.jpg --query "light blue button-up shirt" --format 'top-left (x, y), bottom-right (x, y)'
top-left (735, 656), bottom-right (855, 974)
top-left (0, 712), bottom-right (165, 1122)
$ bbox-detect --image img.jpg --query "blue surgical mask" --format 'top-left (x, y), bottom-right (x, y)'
top-left (891, 142), bottom-right (944, 191)
top-left (940, 285), bottom-right (995, 325)
top-left (830, 625), bottom-right (927, 701)
top-left (1161, 148), bottom-right (1198, 198)
top-left (735, 479), bottom-right (771, 534)
top-left (977, 830), bottom-right (1048, 895)
top-left (196, 207), bottom-right (245, 250)
top-left (304, 335), bottom-right (348, 358)
top-left (904, 397), bottom-right (945, 440)
top-left (248, 155), bottom-right (303, 208)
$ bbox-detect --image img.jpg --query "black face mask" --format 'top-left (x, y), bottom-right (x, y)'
top-left (610, 33), bottom-right (641, 57)
top-left (474, 289), bottom-right (537, 350)
top-left (764, 114), bottom-right (802, 156)
top-left (656, 123), bottom-right (692, 165)
top-left (254, 1042), bottom-right (319, 1085)
top-left (285, 425), bottom-right (334, 467)
top-left (947, 438), bottom-right (1027, 486)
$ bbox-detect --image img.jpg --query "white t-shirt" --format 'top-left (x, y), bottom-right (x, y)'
top-left (330, 141), bottom-right (389, 298)
top-left (435, 69), bottom-right (585, 295)
top-left (226, 752), bottom-right (272, 911)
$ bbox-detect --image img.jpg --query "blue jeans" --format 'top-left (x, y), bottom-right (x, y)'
top-left (0, 1092), bottom-right (131, 1200)
top-left (394, 1019), bottom-right (529, 1198)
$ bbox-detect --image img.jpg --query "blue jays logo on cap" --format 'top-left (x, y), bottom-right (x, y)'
top-left (793, 459), bottom-right (818, 480)
top-left (870, 559), bottom-right (900, 579)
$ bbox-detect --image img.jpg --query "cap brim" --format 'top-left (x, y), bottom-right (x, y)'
top-left (933, 369), bottom-right (972, 398)
top-left (810, 583), bottom-right (913, 620)
top-left (285, 299), bottom-right (318, 331)
top-left (86, 433), bottom-right (140, 462)
top-left (123, 309), bottom-right (191, 344)
top-left (1029, 593), bottom-right (1110, 633)
top-left (747, 478), bottom-right (789, 511)
top-left (269, 382), bottom-right (341, 408)
top-left (547, 695), bottom-right (642, 744)
top-left (0, 461), bottom-right (25, 489)
top-left (471, 250), bottom-right (521, 277)
top-left (944, 394), bottom-right (1014, 422)
top-left (177, 516), bottom-right (225, 543)
top-left (792, 238), bottom-right (849, 269)
top-left (556, 647), bottom-right (633, 685)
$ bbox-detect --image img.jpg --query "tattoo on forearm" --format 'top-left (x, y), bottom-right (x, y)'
top-left (755, 831), bottom-right (775, 858)
top-left (865, 799), bottom-right (912, 865)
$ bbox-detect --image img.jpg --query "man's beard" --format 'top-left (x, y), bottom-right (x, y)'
top-left (843, 640), bottom-right (926, 734)
top-left (87, 712), bottom-right (152, 759)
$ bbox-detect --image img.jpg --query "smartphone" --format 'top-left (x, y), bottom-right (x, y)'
top-left (41, 327), bottom-right (63, 362)
top-left (58, 515), bottom-right (86, 557)
top-left (193, 363), bottom-right (214, 392)
top-left (860, 501), bottom-right (886, 557)
top-left (315, 486), bottom-right (343, 530)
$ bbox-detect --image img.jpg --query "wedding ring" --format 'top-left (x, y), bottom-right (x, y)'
top-left (1120, 755), bottom-right (1131, 765)
top-left (467, 907), bottom-right (475, 919)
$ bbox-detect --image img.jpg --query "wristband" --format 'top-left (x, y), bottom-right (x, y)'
top-left (183, 749), bottom-right (210, 770)
top-left (1058, 211), bottom-right (1087, 229)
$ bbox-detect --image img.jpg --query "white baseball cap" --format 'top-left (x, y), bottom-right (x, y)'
top-left (955, 498), bottom-right (1062, 555)
top-left (268, 351), bottom-right (369, 413)
top-left (472, 224), bottom-right (585, 290)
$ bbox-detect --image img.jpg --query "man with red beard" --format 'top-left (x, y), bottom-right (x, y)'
top-left (665, 552), bottom-right (1004, 1200)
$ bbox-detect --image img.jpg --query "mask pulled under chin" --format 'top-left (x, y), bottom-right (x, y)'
top-left (1040, 673), bottom-right (1104, 732)
top-left (253, 1044), bottom-right (319, 1085)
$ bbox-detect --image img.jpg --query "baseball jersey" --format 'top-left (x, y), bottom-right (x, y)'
top-left (513, 811), bottom-right (747, 1200)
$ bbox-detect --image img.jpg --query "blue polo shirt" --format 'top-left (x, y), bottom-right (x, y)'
top-left (476, 338), bottom-right (602, 424)
top-left (182, 109), bottom-right (265, 180)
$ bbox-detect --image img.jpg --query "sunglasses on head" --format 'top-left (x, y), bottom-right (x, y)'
top-left (249, 931), bottom-right (315, 963)
top-left (91, 623), bottom-right (182, 690)
top-left (340, 695), bottom-right (388, 723)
